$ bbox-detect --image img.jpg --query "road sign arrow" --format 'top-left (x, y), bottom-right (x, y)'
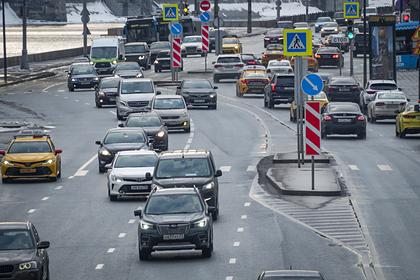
top-left (303, 77), bottom-right (318, 91)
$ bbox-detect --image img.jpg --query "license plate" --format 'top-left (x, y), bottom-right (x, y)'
top-left (131, 185), bottom-right (149, 191)
top-left (338, 119), bottom-right (352, 123)
top-left (81, 81), bottom-right (91, 85)
top-left (385, 104), bottom-right (397, 108)
top-left (224, 65), bottom-right (233, 69)
top-left (109, 97), bottom-right (115, 102)
top-left (163, 234), bottom-right (184, 240)
top-left (284, 87), bottom-right (294, 90)
top-left (193, 99), bottom-right (206, 103)
top-left (20, 168), bottom-right (36, 173)
top-left (339, 88), bottom-right (350, 91)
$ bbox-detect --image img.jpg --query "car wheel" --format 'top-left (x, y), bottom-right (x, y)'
top-left (108, 187), bottom-right (117, 201)
top-left (213, 77), bottom-right (219, 83)
top-left (264, 96), bottom-right (268, 107)
top-left (99, 165), bottom-right (106, 173)
top-left (399, 129), bottom-right (406, 138)
top-left (68, 86), bottom-right (74, 92)
top-left (116, 110), bottom-right (124, 121)
top-left (358, 131), bottom-right (367, 139)
top-left (202, 239), bottom-right (213, 258)
top-left (43, 262), bottom-right (49, 280)
top-left (154, 68), bottom-right (158, 73)
top-left (210, 104), bottom-right (217, 110)
top-left (96, 102), bottom-right (102, 108)
top-left (1, 178), bottom-right (10, 184)
top-left (185, 126), bottom-right (191, 133)
top-left (354, 53), bottom-right (358, 58)
top-left (321, 130), bottom-right (327, 139)
top-left (139, 247), bottom-right (151, 261)
top-left (371, 115), bottom-right (376, 123)
top-left (395, 125), bottom-right (400, 137)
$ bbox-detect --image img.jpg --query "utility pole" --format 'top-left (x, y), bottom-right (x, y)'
top-left (276, 0), bottom-right (281, 21)
top-left (363, 0), bottom-right (367, 87)
top-left (81, 1), bottom-right (90, 57)
top-left (247, 0), bottom-right (252, 34)
top-left (194, 0), bottom-right (198, 15)
top-left (418, 4), bottom-right (420, 103)
top-left (214, 0), bottom-right (221, 55)
top-left (305, 0), bottom-right (309, 22)
top-left (2, 0), bottom-right (7, 83)
top-left (20, 0), bottom-right (29, 70)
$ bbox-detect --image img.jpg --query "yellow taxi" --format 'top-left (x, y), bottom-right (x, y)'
top-left (290, 91), bottom-right (329, 123)
top-left (261, 44), bottom-right (284, 66)
top-left (290, 56), bottom-right (319, 72)
top-left (396, 103), bottom-right (420, 138)
top-left (222, 36), bottom-right (243, 54)
top-left (0, 130), bottom-right (62, 183)
top-left (236, 66), bottom-right (270, 97)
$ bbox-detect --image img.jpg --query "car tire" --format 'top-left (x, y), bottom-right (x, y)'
top-left (321, 130), bottom-right (327, 139)
top-left (1, 178), bottom-right (10, 184)
top-left (108, 188), bottom-right (117, 201)
top-left (371, 115), bottom-right (376, 123)
top-left (395, 125), bottom-right (400, 137)
top-left (358, 131), bottom-right (367, 139)
top-left (57, 163), bottom-right (61, 179)
top-left (99, 165), bottom-right (106, 173)
top-left (68, 86), bottom-right (74, 92)
top-left (210, 104), bottom-right (217, 110)
top-left (116, 110), bottom-right (124, 121)
top-left (185, 126), bottom-right (191, 133)
top-left (399, 129), bottom-right (406, 138)
top-left (202, 240), bottom-right (213, 258)
top-left (139, 247), bottom-right (150, 261)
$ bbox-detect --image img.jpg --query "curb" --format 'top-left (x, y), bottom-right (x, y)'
top-left (0, 71), bottom-right (56, 88)
top-left (273, 152), bottom-right (330, 164)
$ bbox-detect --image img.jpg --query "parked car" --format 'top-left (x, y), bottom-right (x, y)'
top-left (124, 42), bottom-right (151, 69)
top-left (367, 91), bottom-right (408, 122)
top-left (95, 76), bottom-right (121, 107)
top-left (264, 74), bottom-right (295, 108)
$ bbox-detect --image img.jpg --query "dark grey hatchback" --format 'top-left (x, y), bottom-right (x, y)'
top-left (326, 76), bottom-right (362, 103)
top-left (176, 79), bottom-right (218, 109)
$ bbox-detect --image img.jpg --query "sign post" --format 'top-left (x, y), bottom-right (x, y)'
top-left (199, 11), bottom-right (210, 72)
top-left (163, 4), bottom-right (180, 82)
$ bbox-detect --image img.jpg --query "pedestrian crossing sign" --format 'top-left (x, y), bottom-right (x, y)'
top-left (283, 29), bottom-right (312, 56)
top-left (344, 2), bottom-right (360, 19)
top-left (162, 4), bottom-right (179, 21)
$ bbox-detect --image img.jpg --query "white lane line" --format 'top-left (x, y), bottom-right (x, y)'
top-left (27, 209), bottom-right (36, 214)
top-left (241, 215), bottom-right (247, 220)
top-left (378, 164), bottom-right (392, 171)
top-left (41, 197), bottom-right (49, 201)
top-left (42, 82), bottom-right (64, 92)
top-left (118, 233), bottom-right (127, 238)
top-left (183, 119), bottom-right (195, 150)
top-left (64, 96), bottom-right (69, 99)
top-left (109, 111), bottom-right (116, 115)
top-left (247, 165), bottom-right (256, 172)
top-left (220, 166), bottom-right (231, 172)
top-left (73, 154), bottom-right (97, 177)
top-left (229, 258), bottom-right (237, 264)
top-left (237, 227), bottom-right (244, 232)
top-left (85, 102), bottom-right (90, 105)
top-left (74, 99), bottom-right (80, 102)
top-left (107, 248), bottom-right (115, 253)
top-left (226, 276), bottom-right (233, 280)
top-left (244, 202), bottom-right (251, 207)
top-left (95, 264), bottom-right (104, 270)
top-left (233, 241), bottom-right (240, 247)
top-left (184, 144), bottom-right (190, 150)
top-left (348, 165), bottom-right (360, 171)
top-left (68, 176), bottom-right (74, 179)
top-left (54, 185), bottom-right (63, 190)
top-left (187, 138), bottom-right (193, 144)
top-left (74, 170), bottom-right (88, 177)
top-left (58, 89), bottom-right (65, 93)
top-left (128, 219), bottom-right (136, 224)
top-left (7, 92), bottom-right (16, 95)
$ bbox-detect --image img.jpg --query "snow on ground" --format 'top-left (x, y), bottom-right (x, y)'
top-left (66, 1), bottom-right (126, 23)
top-left (0, 2), bottom-right (22, 26)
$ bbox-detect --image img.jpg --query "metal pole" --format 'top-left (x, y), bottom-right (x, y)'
top-left (399, 0), bottom-right (403, 22)
top-left (215, 0), bottom-right (221, 56)
top-left (363, 0), bottom-right (367, 86)
top-left (339, 44), bottom-right (342, 76)
top-left (305, 0), bottom-right (309, 23)
top-left (311, 95), bottom-right (314, 190)
top-left (350, 38), bottom-right (354, 76)
top-left (299, 60), bottom-right (305, 165)
top-left (20, 0), bottom-right (29, 70)
top-left (205, 52), bottom-right (207, 71)
top-left (82, 0), bottom-right (88, 57)
top-left (418, 6), bottom-right (420, 103)
top-left (295, 57), bottom-right (303, 168)
top-left (247, 0), bottom-right (252, 34)
top-left (2, 0), bottom-right (7, 83)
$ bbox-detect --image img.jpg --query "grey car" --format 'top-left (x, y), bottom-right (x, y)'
top-left (367, 91), bottom-right (408, 122)
top-left (176, 79), bottom-right (218, 109)
top-left (213, 54), bottom-right (244, 83)
top-left (124, 42), bottom-right (151, 69)
top-left (113, 62), bottom-right (144, 79)
top-left (151, 95), bottom-right (190, 132)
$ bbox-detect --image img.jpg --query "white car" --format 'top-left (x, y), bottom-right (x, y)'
top-left (321, 22), bottom-right (339, 37)
top-left (267, 60), bottom-right (291, 68)
top-left (360, 80), bottom-right (399, 111)
top-left (106, 150), bottom-right (158, 201)
top-left (181, 35), bottom-right (204, 57)
top-left (367, 91), bottom-right (408, 123)
top-left (213, 54), bottom-right (244, 83)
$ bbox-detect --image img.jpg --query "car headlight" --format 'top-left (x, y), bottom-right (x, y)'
top-left (98, 91), bottom-right (105, 96)
top-left (94, 77), bottom-right (99, 81)
top-left (209, 94), bottom-right (216, 98)
top-left (71, 78), bottom-right (77, 82)
top-left (43, 159), bottom-right (54, 165)
top-left (100, 148), bottom-right (111, 156)
top-left (136, 73), bottom-right (143, 78)
top-left (112, 60), bottom-right (117, 64)
top-left (18, 261), bottom-right (37, 270)
top-left (138, 55), bottom-right (145, 60)
top-left (264, 38), bottom-right (270, 40)
top-left (156, 130), bottom-right (166, 138)
top-left (140, 220), bottom-right (154, 230)
top-left (120, 100), bottom-right (128, 107)
top-left (154, 60), bottom-right (159, 64)
top-left (203, 182), bottom-right (214, 190)
top-left (3, 160), bottom-right (13, 166)
top-left (194, 218), bottom-right (207, 228)
top-left (235, 46), bottom-right (239, 49)
top-left (111, 175), bottom-right (122, 182)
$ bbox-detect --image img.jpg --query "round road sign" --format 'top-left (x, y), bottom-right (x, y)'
top-left (200, 0), bottom-right (211, 11)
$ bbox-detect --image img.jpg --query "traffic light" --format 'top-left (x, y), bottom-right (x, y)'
top-left (402, 12), bottom-right (410, 22)
top-left (183, 2), bottom-right (190, 15)
top-left (347, 19), bottom-right (354, 39)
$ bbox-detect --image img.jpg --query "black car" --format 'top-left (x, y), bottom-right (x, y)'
top-left (0, 222), bottom-right (50, 280)
top-left (264, 29), bottom-right (283, 48)
top-left (95, 76), bottom-right (121, 107)
top-left (67, 63), bottom-right (99, 91)
top-left (150, 41), bottom-right (171, 63)
top-left (149, 150), bottom-right (222, 220)
top-left (134, 187), bottom-right (213, 260)
top-left (326, 76), bottom-right (361, 103)
top-left (354, 32), bottom-right (369, 57)
top-left (120, 112), bottom-right (168, 151)
top-left (113, 62), bottom-right (144, 79)
top-left (176, 79), bottom-right (218, 109)
top-left (154, 50), bottom-right (184, 72)
top-left (124, 42), bottom-right (151, 69)
top-left (241, 53), bottom-right (259, 65)
top-left (95, 128), bottom-right (148, 172)
top-left (315, 47), bottom-right (344, 68)
top-left (257, 270), bottom-right (326, 280)
top-left (321, 102), bottom-right (367, 139)
top-left (264, 74), bottom-right (294, 108)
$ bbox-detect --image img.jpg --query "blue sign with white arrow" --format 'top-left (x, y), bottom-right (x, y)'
top-left (200, 12), bottom-right (210, 23)
top-left (301, 74), bottom-right (323, 96)
top-left (170, 23), bottom-right (183, 36)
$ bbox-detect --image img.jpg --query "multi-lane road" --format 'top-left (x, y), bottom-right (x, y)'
top-left (0, 32), bottom-right (419, 280)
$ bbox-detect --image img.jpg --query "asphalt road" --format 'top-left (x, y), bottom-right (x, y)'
top-left (0, 32), bottom-right (418, 280)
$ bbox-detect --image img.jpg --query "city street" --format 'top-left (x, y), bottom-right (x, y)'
top-left (0, 32), bottom-right (419, 280)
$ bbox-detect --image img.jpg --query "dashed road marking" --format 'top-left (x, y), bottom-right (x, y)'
top-left (183, 119), bottom-right (195, 150)
top-left (74, 99), bottom-right (80, 102)
top-left (85, 102), bottom-right (90, 106)
top-left (41, 197), bottom-right (49, 201)
top-left (233, 241), bottom-right (240, 247)
top-left (27, 209), bottom-right (36, 214)
top-left (95, 264), bottom-right (104, 270)
top-left (58, 89), bottom-right (65, 92)
top-left (348, 165), bottom-right (360, 171)
top-left (74, 170), bottom-right (88, 177)
top-left (237, 227), bottom-right (244, 232)
top-left (220, 166), bottom-right (231, 172)
top-left (54, 185), bottom-right (63, 190)
top-left (241, 215), bottom-right (247, 220)
top-left (109, 111), bottom-right (116, 115)
top-left (128, 219), bottom-right (136, 224)
top-left (244, 202), bottom-right (251, 207)
top-left (118, 233), bottom-right (127, 238)
top-left (73, 154), bottom-right (97, 177)
top-left (42, 82), bottom-right (64, 92)
top-left (247, 165), bottom-right (256, 172)
top-left (107, 248), bottom-right (115, 253)
top-left (226, 277), bottom-right (233, 280)
top-left (68, 176), bottom-right (74, 179)
top-left (377, 164), bottom-right (392, 171)
top-left (229, 258), bottom-right (237, 264)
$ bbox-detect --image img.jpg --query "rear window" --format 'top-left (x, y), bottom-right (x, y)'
top-left (370, 83), bottom-right (397, 90)
top-left (121, 81), bottom-right (154, 94)
top-left (377, 93), bottom-right (405, 100)
top-left (329, 104), bottom-right (360, 113)
top-left (244, 72), bottom-right (267, 78)
top-left (330, 78), bottom-right (357, 85)
top-left (318, 47), bottom-right (339, 54)
top-left (100, 78), bottom-right (120, 89)
top-left (217, 57), bottom-right (241, 63)
top-left (276, 76), bottom-right (294, 86)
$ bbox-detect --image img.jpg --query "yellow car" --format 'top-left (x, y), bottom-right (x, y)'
top-left (262, 44), bottom-right (285, 66)
top-left (236, 66), bottom-right (270, 97)
top-left (396, 103), bottom-right (420, 138)
top-left (0, 130), bottom-right (63, 183)
top-left (222, 37), bottom-right (243, 54)
top-left (290, 56), bottom-right (319, 72)
top-left (290, 91), bottom-right (329, 123)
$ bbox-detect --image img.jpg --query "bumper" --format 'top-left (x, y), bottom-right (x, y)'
top-left (401, 124), bottom-right (420, 135)
top-left (69, 80), bottom-right (98, 89)
top-left (327, 92), bottom-right (359, 103)
top-left (321, 31), bottom-right (338, 37)
top-left (109, 181), bottom-right (152, 197)
top-left (222, 48), bottom-right (240, 54)
top-left (323, 122), bottom-right (366, 135)
top-left (147, 135), bottom-right (168, 151)
top-left (96, 94), bottom-right (117, 105)
top-left (269, 92), bottom-right (294, 104)
top-left (0, 269), bottom-right (42, 280)
top-left (162, 119), bottom-right (190, 130)
top-left (117, 104), bottom-right (150, 118)
top-left (2, 164), bottom-right (56, 179)
top-left (185, 96), bottom-right (217, 106)
top-left (155, 63), bottom-right (171, 70)
top-left (213, 72), bottom-right (241, 80)
top-left (242, 87), bottom-right (265, 94)
top-left (126, 56), bottom-right (149, 67)
top-left (182, 48), bottom-right (202, 55)
top-left (372, 108), bottom-right (401, 119)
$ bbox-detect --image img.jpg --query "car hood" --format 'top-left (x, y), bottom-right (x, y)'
top-left (0, 250), bottom-right (36, 264)
top-left (116, 70), bottom-right (141, 76)
top-left (111, 166), bottom-right (154, 177)
top-left (154, 109), bottom-right (187, 117)
top-left (145, 213), bottom-right (204, 224)
top-left (103, 143), bottom-right (147, 153)
top-left (223, 44), bottom-right (239, 48)
top-left (72, 74), bottom-right (97, 79)
top-left (182, 89), bottom-right (215, 95)
top-left (120, 93), bottom-right (155, 102)
top-left (5, 153), bottom-right (54, 162)
top-left (142, 126), bottom-right (163, 135)
top-left (153, 177), bottom-right (212, 188)
top-left (182, 42), bottom-right (202, 48)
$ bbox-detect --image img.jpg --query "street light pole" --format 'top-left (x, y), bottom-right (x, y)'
top-left (20, 0), bottom-right (29, 70)
top-left (2, 0), bottom-right (7, 83)
top-left (247, 0), bottom-right (252, 34)
top-left (363, 0), bottom-right (367, 87)
top-left (305, 0), bottom-right (309, 22)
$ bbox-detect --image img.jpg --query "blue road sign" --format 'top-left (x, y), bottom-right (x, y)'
top-left (200, 12), bottom-right (210, 23)
top-left (343, 2), bottom-right (360, 18)
top-left (162, 4), bottom-right (179, 21)
top-left (283, 29), bottom-right (312, 56)
top-left (301, 74), bottom-right (323, 96)
top-left (170, 23), bottom-right (183, 36)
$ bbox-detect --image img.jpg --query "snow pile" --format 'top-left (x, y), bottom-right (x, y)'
top-left (66, 1), bottom-right (126, 23)
top-left (0, 2), bottom-right (22, 26)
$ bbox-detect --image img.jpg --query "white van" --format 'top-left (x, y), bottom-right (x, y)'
top-left (90, 37), bottom-right (125, 75)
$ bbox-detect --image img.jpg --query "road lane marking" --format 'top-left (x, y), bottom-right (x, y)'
top-left (109, 111), bottom-right (116, 115)
top-left (348, 165), bottom-right (360, 171)
top-left (74, 99), bottom-right (80, 102)
top-left (95, 264), bottom-right (104, 270)
top-left (187, 138), bottom-right (193, 144)
top-left (73, 154), bottom-right (97, 177)
top-left (229, 258), bottom-right (237, 264)
top-left (128, 219), bottom-right (136, 224)
top-left (107, 248), bottom-right (115, 253)
top-left (41, 197), bottom-right (49, 201)
top-left (233, 241), bottom-right (240, 247)
top-left (68, 176), bottom-right (74, 179)
top-left (247, 165), bottom-right (256, 172)
top-left (226, 277), bottom-right (233, 280)
top-left (241, 215), bottom-right (247, 220)
top-left (183, 119), bottom-right (195, 150)
top-left (64, 96), bottom-right (69, 99)
top-left (377, 164), bottom-right (392, 171)
top-left (74, 170), bottom-right (88, 177)
top-left (42, 82), bottom-right (64, 92)
top-left (118, 233), bottom-right (127, 238)
top-left (237, 227), bottom-right (244, 232)
top-left (54, 94), bottom-right (58, 97)
top-left (54, 186), bottom-right (63, 190)
top-left (220, 166), bottom-right (231, 172)
top-left (85, 102), bottom-right (90, 105)
top-left (27, 209), bottom-right (36, 214)
top-left (58, 89), bottom-right (65, 92)
top-left (244, 202), bottom-right (251, 207)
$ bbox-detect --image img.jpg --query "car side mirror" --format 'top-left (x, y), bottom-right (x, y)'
top-left (104, 163), bottom-right (112, 170)
top-left (95, 140), bottom-right (102, 145)
top-left (212, 61), bottom-right (216, 65)
top-left (145, 172), bottom-right (152, 181)
top-left (156, 91), bottom-right (161, 95)
top-left (54, 149), bottom-right (62, 155)
top-left (134, 209), bottom-right (142, 217)
top-left (37, 241), bottom-right (50, 249)
top-left (0, 150), bottom-right (5, 155)
top-left (213, 86), bottom-right (218, 89)
top-left (118, 123), bottom-right (124, 127)
top-left (415, 104), bottom-right (420, 112)
top-left (215, 170), bottom-right (222, 177)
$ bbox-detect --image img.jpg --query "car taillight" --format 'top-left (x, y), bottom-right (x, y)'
top-left (357, 115), bottom-right (365, 121)
top-left (234, 64), bottom-right (244, 67)
top-left (248, 60), bottom-right (256, 65)
top-left (315, 54), bottom-right (321, 58)
top-left (375, 102), bottom-right (385, 106)
top-left (241, 79), bottom-right (249, 84)
top-left (403, 115), bottom-right (416, 119)
top-left (214, 64), bottom-right (222, 68)
top-left (323, 115), bottom-right (332, 121)
top-left (271, 84), bottom-right (276, 91)
top-left (332, 54), bottom-right (339, 59)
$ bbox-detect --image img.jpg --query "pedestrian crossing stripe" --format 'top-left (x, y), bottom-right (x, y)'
top-left (162, 4), bottom-right (179, 21)
top-left (283, 29), bottom-right (312, 57)
top-left (343, 2), bottom-right (360, 19)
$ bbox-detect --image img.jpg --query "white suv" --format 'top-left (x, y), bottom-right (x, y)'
top-left (213, 54), bottom-right (244, 83)
top-left (360, 80), bottom-right (399, 111)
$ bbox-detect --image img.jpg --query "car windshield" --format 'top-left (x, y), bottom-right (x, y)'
top-left (267, 30), bottom-right (282, 35)
top-left (114, 154), bottom-right (157, 168)
top-left (377, 93), bottom-right (406, 100)
top-left (370, 83), bottom-right (398, 90)
top-left (318, 48), bottom-right (339, 54)
top-left (8, 141), bottom-right (52, 153)
top-left (267, 45), bottom-right (283, 50)
top-left (335, 12), bottom-right (344, 17)
top-left (121, 81), bottom-right (154, 94)
top-left (116, 63), bottom-right (140, 71)
top-left (125, 44), bottom-right (146, 53)
top-left (91, 47), bottom-right (117, 59)
top-left (294, 23), bottom-right (308, 27)
top-left (366, 7), bottom-right (377, 13)
top-left (126, 116), bottom-right (162, 127)
top-left (217, 57), bottom-right (241, 63)
top-left (104, 131), bottom-right (145, 144)
top-left (100, 78), bottom-right (120, 89)
top-left (183, 80), bottom-right (212, 89)
top-left (156, 158), bottom-right (211, 178)
top-left (145, 194), bottom-right (203, 215)
top-left (276, 76), bottom-right (294, 86)
top-left (151, 42), bottom-right (170, 50)
top-left (241, 54), bottom-right (256, 60)
top-left (223, 38), bottom-right (239, 44)
top-left (183, 36), bottom-right (201, 43)
top-left (329, 104), bottom-right (360, 112)
top-left (153, 98), bottom-right (185, 110)
top-left (330, 78), bottom-right (357, 85)
top-left (72, 66), bottom-right (96, 75)
top-left (0, 230), bottom-right (34, 250)
top-left (157, 52), bottom-right (170, 58)
top-left (317, 17), bottom-right (332, 22)
top-left (324, 22), bottom-right (338, 27)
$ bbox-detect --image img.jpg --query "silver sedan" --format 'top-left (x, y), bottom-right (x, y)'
top-left (367, 91), bottom-right (408, 123)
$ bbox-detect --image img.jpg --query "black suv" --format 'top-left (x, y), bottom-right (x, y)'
top-left (148, 150), bottom-right (222, 220)
top-left (0, 222), bottom-right (50, 280)
top-left (264, 74), bottom-right (295, 108)
top-left (353, 32), bottom-right (369, 58)
top-left (67, 63), bottom-right (99, 91)
top-left (134, 187), bottom-right (213, 260)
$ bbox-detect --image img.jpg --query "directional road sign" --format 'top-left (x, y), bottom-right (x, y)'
top-left (172, 38), bottom-right (182, 68)
top-left (170, 22), bottom-right (183, 36)
top-left (283, 29), bottom-right (312, 57)
top-left (200, 12), bottom-right (210, 23)
top-left (343, 2), bottom-right (360, 19)
top-left (200, 0), bottom-right (211, 11)
top-left (162, 4), bottom-right (179, 21)
top-left (301, 74), bottom-right (323, 96)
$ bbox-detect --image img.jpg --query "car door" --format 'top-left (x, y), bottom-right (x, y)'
top-left (32, 225), bottom-right (47, 266)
